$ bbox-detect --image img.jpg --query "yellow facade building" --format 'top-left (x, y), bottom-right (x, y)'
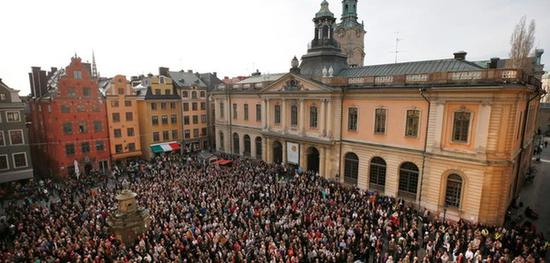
top-left (135, 74), bottom-right (182, 159)
top-left (212, 1), bottom-right (544, 225)
top-left (102, 75), bottom-right (142, 161)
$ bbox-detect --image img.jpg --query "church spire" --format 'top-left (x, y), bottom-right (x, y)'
top-left (341, 0), bottom-right (358, 22)
top-left (92, 50), bottom-right (98, 79)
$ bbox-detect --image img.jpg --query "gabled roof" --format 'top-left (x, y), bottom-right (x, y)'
top-left (339, 58), bottom-right (484, 77)
top-left (168, 71), bottom-right (207, 88)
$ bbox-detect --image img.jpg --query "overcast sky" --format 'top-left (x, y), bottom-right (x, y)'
top-left (1, 0), bottom-right (549, 95)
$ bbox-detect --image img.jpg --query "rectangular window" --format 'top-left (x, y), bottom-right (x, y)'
top-left (94, 121), bottom-right (102, 132)
top-left (155, 89), bottom-right (161, 95)
top-left (0, 131), bottom-right (4, 146)
top-left (151, 103), bottom-right (157, 110)
top-left (171, 114), bottom-right (177, 124)
top-left (172, 129), bottom-right (178, 139)
top-left (68, 88), bottom-right (76, 97)
top-left (201, 128), bottom-right (207, 136)
top-left (152, 116), bottom-right (159, 125)
top-left (112, 113), bottom-right (120, 122)
top-left (453, 111), bottom-right (471, 142)
top-left (6, 111), bottom-right (21, 122)
top-left (182, 91), bottom-right (188, 98)
top-left (201, 102), bottom-right (206, 110)
top-left (233, 104), bottom-right (237, 119)
top-left (73, 71), bottom-right (82, 80)
top-left (76, 105), bottom-right (86, 112)
top-left (220, 102), bottom-right (224, 118)
top-left (111, 101), bottom-right (119, 107)
top-left (184, 116), bottom-right (190, 125)
top-left (193, 115), bottom-right (199, 124)
top-left (61, 105), bottom-right (70, 113)
top-left (161, 115), bottom-right (168, 125)
top-left (192, 91), bottom-right (197, 99)
top-left (153, 132), bottom-right (160, 142)
top-left (374, 108), bottom-right (386, 134)
top-left (79, 122), bottom-right (87, 133)
top-left (115, 144), bottom-right (123, 153)
top-left (183, 103), bottom-right (189, 111)
top-left (192, 102), bottom-right (198, 111)
top-left (127, 128), bottom-right (135, 136)
top-left (200, 91), bottom-right (205, 97)
top-left (274, 105), bottom-right (281, 124)
top-left (128, 143), bottom-right (136, 152)
top-left (83, 87), bottom-right (91, 97)
top-left (291, 105), bottom-right (298, 127)
top-left (193, 128), bottom-right (199, 138)
top-left (170, 102), bottom-right (176, 109)
top-left (0, 155), bottom-right (8, 170)
top-left (163, 131), bottom-right (169, 140)
top-left (161, 102), bottom-right (167, 110)
top-left (348, 107), bottom-right (357, 131)
top-left (13, 153), bottom-right (27, 168)
top-left (125, 100), bottom-right (132, 107)
top-left (63, 122), bottom-right (73, 135)
top-left (8, 130), bottom-right (23, 145)
top-left (81, 142), bottom-right (90, 153)
top-left (244, 104), bottom-right (249, 120)
top-left (114, 129), bottom-right (122, 138)
top-left (96, 141), bottom-right (105, 151)
top-left (65, 144), bottom-right (75, 156)
top-left (405, 110), bottom-right (420, 137)
top-left (310, 106), bottom-right (318, 128)
top-left (201, 114), bottom-right (207, 123)
top-left (125, 112), bottom-right (133, 121)
top-left (256, 104), bottom-right (261, 122)
top-left (118, 88), bottom-right (125, 95)
top-left (185, 130), bottom-right (190, 139)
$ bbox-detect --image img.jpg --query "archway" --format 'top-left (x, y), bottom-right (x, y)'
top-left (243, 135), bottom-right (251, 157)
top-left (306, 147), bottom-right (320, 173)
top-left (255, 137), bottom-right (262, 159)
top-left (272, 141), bottom-right (283, 164)
top-left (344, 152), bottom-right (359, 185)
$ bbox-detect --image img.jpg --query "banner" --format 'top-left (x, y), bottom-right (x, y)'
top-left (286, 142), bottom-right (300, 164)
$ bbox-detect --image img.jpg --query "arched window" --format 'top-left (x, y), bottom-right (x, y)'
top-left (445, 174), bottom-right (463, 208)
top-left (344, 152), bottom-right (359, 185)
top-left (291, 104), bottom-right (298, 127)
top-left (255, 137), bottom-right (262, 159)
top-left (398, 162), bottom-right (419, 199)
top-left (233, 133), bottom-right (240, 155)
top-left (310, 106), bottom-right (318, 128)
top-left (243, 135), bottom-right (251, 157)
top-left (369, 157), bottom-right (386, 191)
top-left (219, 132), bottom-right (224, 151)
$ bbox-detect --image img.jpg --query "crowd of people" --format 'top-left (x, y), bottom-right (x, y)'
top-left (0, 152), bottom-right (547, 262)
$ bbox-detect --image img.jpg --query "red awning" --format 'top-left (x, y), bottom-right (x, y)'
top-left (213, 159), bottom-right (233, 165)
top-left (169, 143), bottom-right (181, 151)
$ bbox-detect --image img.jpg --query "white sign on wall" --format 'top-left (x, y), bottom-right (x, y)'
top-left (286, 142), bottom-right (300, 164)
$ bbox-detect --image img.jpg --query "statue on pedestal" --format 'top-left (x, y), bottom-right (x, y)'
top-left (107, 187), bottom-right (150, 245)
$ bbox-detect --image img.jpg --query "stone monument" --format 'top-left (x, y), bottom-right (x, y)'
top-left (107, 188), bottom-right (151, 245)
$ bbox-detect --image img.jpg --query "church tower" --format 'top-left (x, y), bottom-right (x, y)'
top-left (335, 0), bottom-right (366, 67)
top-left (299, 0), bottom-right (348, 78)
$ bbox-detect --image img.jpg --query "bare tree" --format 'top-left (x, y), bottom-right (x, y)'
top-left (508, 16), bottom-right (536, 72)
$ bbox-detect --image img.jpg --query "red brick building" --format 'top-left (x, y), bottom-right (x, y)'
top-left (28, 56), bottom-right (110, 177)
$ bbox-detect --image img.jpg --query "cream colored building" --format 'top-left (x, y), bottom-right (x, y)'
top-left (212, 0), bottom-right (544, 225)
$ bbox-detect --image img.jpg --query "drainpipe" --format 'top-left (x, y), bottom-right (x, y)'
top-left (418, 87), bottom-right (431, 208)
top-left (514, 86), bottom-right (543, 197)
top-left (338, 87), bottom-right (346, 182)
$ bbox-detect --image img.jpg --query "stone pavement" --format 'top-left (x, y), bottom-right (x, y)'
top-left (514, 139), bottom-right (550, 261)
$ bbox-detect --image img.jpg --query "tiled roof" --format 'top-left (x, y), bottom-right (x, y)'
top-left (339, 59), bottom-right (484, 77)
top-left (168, 71), bottom-right (207, 88)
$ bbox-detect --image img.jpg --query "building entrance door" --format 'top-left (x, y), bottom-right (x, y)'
top-left (306, 147), bottom-right (320, 173)
top-left (273, 141), bottom-right (283, 164)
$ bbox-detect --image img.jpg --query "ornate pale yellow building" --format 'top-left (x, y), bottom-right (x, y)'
top-left (212, 1), bottom-right (544, 225)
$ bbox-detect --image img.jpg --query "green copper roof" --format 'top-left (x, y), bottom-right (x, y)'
top-left (315, 0), bottom-right (334, 18)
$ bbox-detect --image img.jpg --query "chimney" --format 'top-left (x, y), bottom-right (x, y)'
top-left (489, 57), bottom-right (500, 69)
top-left (453, 51), bottom-right (467, 61)
top-left (213, 72), bottom-right (217, 77)
top-left (187, 70), bottom-right (193, 73)
top-left (159, 67), bottom-right (169, 77)
top-left (251, 69), bottom-right (261, 77)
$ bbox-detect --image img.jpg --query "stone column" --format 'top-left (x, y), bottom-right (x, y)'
top-left (282, 140), bottom-right (287, 163)
top-left (263, 99), bottom-right (269, 130)
top-left (320, 99), bottom-right (327, 136)
top-left (281, 98), bottom-right (287, 133)
top-left (319, 146), bottom-right (326, 177)
top-left (326, 99), bottom-right (332, 138)
top-left (475, 102), bottom-right (492, 153)
top-left (299, 99), bottom-right (305, 135)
